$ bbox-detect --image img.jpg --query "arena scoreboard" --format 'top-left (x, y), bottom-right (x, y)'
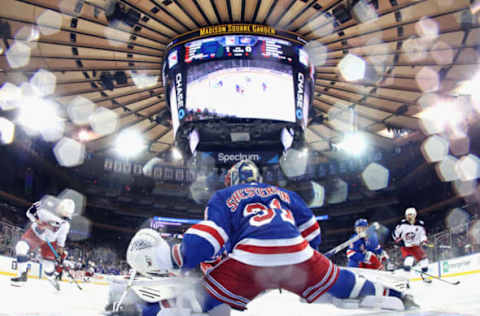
top-left (163, 24), bottom-right (315, 155)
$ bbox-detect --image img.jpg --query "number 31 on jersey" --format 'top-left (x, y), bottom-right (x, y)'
top-left (243, 198), bottom-right (295, 226)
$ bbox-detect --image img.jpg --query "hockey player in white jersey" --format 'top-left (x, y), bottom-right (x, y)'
top-left (392, 207), bottom-right (430, 282)
top-left (10, 196), bottom-right (75, 290)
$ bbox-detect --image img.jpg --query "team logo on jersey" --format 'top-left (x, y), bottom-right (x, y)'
top-left (405, 232), bottom-right (416, 241)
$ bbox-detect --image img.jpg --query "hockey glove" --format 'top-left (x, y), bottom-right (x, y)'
top-left (363, 251), bottom-right (376, 264)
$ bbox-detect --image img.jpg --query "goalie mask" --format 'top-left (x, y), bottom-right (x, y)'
top-left (224, 159), bottom-right (262, 187)
top-left (127, 228), bottom-right (173, 276)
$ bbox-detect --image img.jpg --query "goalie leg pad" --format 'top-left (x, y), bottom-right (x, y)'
top-left (157, 308), bottom-right (192, 316)
top-left (206, 303), bottom-right (230, 316)
top-left (331, 297), bottom-right (361, 309)
top-left (327, 268), bottom-right (376, 300)
top-left (360, 296), bottom-right (404, 311)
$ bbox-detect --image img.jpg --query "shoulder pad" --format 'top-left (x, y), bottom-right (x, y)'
top-left (400, 219), bottom-right (407, 224)
top-left (417, 220), bottom-right (424, 226)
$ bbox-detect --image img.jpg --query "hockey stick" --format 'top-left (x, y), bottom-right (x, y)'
top-left (46, 241), bottom-right (83, 290)
top-left (113, 270), bottom-right (137, 312)
top-left (324, 222), bottom-right (380, 257)
top-left (412, 268), bottom-right (460, 286)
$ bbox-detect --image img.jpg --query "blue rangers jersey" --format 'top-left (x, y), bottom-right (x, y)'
top-left (173, 182), bottom-right (322, 269)
top-left (346, 232), bottom-right (382, 265)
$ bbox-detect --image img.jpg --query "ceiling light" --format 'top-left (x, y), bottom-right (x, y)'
top-left (131, 72), bottom-right (158, 89)
top-left (337, 132), bottom-right (367, 156)
top-left (338, 54), bottom-right (366, 81)
top-left (78, 129), bottom-right (91, 142)
top-left (0, 117), bottom-right (15, 144)
top-left (114, 129), bottom-right (146, 158)
top-left (171, 147), bottom-right (183, 160)
top-left (17, 98), bottom-right (62, 135)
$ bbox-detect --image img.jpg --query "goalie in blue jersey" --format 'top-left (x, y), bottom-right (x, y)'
top-left (126, 159), bottom-right (418, 316)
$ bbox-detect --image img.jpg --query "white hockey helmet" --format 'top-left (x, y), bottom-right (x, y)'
top-left (405, 207), bottom-right (417, 217)
top-left (224, 159), bottom-right (262, 187)
top-left (57, 198), bottom-right (75, 219)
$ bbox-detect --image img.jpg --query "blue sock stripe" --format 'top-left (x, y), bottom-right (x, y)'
top-left (327, 268), bottom-right (356, 299)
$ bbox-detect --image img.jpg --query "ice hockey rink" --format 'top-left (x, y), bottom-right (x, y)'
top-left (1, 271), bottom-right (480, 316)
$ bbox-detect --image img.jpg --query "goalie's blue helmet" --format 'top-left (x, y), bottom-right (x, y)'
top-left (354, 218), bottom-right (368, 227)
top-left (224, 159), bottom-right (262, 187)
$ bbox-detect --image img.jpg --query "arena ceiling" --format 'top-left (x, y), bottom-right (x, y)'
top-left (1, 0), bottom-right (479, 161)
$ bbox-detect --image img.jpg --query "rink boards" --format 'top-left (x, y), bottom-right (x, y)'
top-left (0, 254), bottom-right (109, 285)
top-left (1, 253), bottom-right (480, 283)
top-left (409, 252), bottom-right (480, 282)
top-left (0, 254), bottom-right (42, 279)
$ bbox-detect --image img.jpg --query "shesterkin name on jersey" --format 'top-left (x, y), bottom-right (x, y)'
top-left (226, 186), bottom-right (291, 212)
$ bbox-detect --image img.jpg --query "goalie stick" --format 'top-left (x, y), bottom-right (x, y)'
top-left (46, 241), bottom-right (83, 290)
top-left (113, 270), bottom-right (137, 312)
top-left (324, 222), bottom-right (380, 257)
top-left (386, 261), bottom-right (460, 286)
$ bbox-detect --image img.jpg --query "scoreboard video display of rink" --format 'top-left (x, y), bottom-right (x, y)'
top-left (163, 24), bottom-right (315, 155)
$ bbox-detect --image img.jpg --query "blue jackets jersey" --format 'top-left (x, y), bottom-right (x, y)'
top-left (176, 182), bottom-right (322, 269)
top-left (346, 232), bottom-right (382, 267)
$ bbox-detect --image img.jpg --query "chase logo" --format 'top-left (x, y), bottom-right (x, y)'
top-left (296, 108), bottom-right (303, 120)
top-left (178, 108), bottom-right (185, 119)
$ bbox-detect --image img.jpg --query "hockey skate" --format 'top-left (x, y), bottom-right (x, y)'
top-left (47, 273), bottom-right (61, 291)
top-left (401, 293), bottom-right (420, 309)
top-left (359, 293), bottom-right (419, 311)
top-left (10, 272), bottom-right (27, 287)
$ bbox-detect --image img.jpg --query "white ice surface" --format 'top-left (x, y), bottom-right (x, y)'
top-left (1, 272), bottom-right (479, 316)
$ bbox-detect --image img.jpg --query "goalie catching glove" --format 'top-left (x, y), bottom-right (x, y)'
top-left (126, 229), bottom-right (176, 275)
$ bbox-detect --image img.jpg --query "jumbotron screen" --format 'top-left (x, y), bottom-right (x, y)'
top-left (163, 24), bottom-right (314, 136)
